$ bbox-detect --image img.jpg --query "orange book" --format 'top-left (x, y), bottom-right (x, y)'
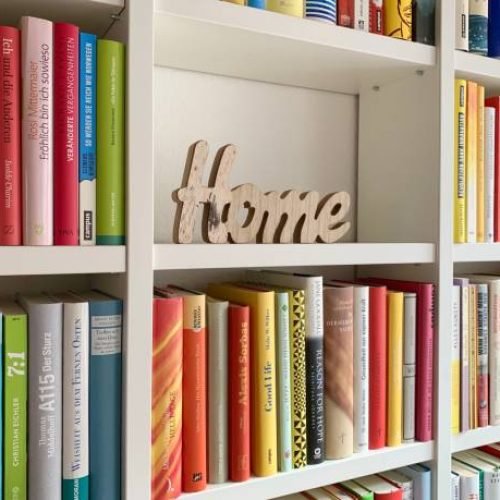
top-left (151, 295), bottom-right (182, 500)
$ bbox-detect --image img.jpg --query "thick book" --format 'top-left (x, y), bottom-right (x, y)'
top-left (384, 0), bottom-right (412, 39)
top-left (476, 283), bottom-right (489, 427)
top-left (452, 460), bottom-right (480, 500)
top-left (208, 283), bottom-right (277, 476)
top-left (469, 0), bottom-right (488, 55)
top-left (305, 0), bottom-right (337, 23)
top-left (362, 278), bottom-right (434, 441)
top-left (79, 33), bottom-right (97, 245)
top-left (54, 23), bottom-right (79, 245)
top-left (18, 294), bottom-right (62, 500)
top-left (151, 295), bottom-right (182, 499)
top-left (354, 0), bottom-right (369, 30)
top-left (0, 26), bottom-right (21, 245)
top-left (412, 0), bottom-right (435, 45)
top-left (74, 291), bottom-right (122, 500)
top-left (228, 304), bottom-right (250, 482)
top-left (369, 0), bottom-right (383, 33)
top-left (486, 106), bottom-right (496, 242)
top-left (267, 0), bottom-right (304, 16)
top-left (21, 17), bottom-right (53, 245)
top-left (452, 285), bottom-right (461, 434)
top-left (97, 40), bottom-right (125, 245)
top-left (467, 81), bottom-right (478, 243)
top-left (246, 270), bottom-right (324, 464)
top-left (207, 298), bottom-right (229, 484)
top-left (402, 292), bottom-right (416, 443)
top-left (338, 0), bottom-right (354, 27)
top-left (456, 0), bottom-right (469, 50)
top-left (470, 284), bottom-right (478, 429)
top-left (398, 464), bottom-right (432, 500)
top-left (477, 85), bottom-right (486, 243)
top-left (1, 301), bottom-right (27, 499)
top-left (355, 475), bottom-right (403, 499)
top-left (455, 79), bottom-right (467, 243)
top-left (489, 0), bottom-right (500, 57)
top-left (323, 285), bottom-right (354, 459)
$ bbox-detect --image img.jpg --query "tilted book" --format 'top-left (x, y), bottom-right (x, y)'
top-left (477, 85), bottom-right (486, 243)
top-left (485, 107), bottom-right (496, 242)
top-left (469, 0), bottom-right (488, 55)
top-left (455, 79), bottom-right (467, 243)
top-left (456, 0), bottom-right (469, 50)
top-left (402, 292), bottom-right (416, 443)
top-left (451, 285), bottom-right (461, 434)
top-left (384, 0), bottom-right (412, 39)
top-left (467, 81), bottom-right (478, 243)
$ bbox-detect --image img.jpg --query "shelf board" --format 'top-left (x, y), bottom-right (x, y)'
top-left (154, 0), bottom-right (435, 94)
top-left (453, 243), bottom-right (500, 262)
top-left (452, 426), bottom-right (500, 453)
top-left (180, 442), bottom-right (433, 499)
top-left (154, 243), bottom-right (435, 270)
top-left (0, 246), bottom-right (126, 276)
top-left (455, 51), bottom-right (500, 93)
top-left (1, 0), bottom-right (124, 36)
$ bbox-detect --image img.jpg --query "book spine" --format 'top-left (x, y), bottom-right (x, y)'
top-left (470, 284), bottom-right (478, 428)
top-left (89, 298), bottom-right (122, 500)
top-left (247, 0), bottom-right (266, 7)
top-left (452, 286), bottom-right (461, 434)
top-left (368, 286), bottom-right (387, 449)
top-left (276, 292), bottom-right (292, 472)
top-left (460, 474), bottom-right (480, 499)
top-left (455, 79), bottom-right (467, 243)
top-left (151, 297), bottom-right (182, 500)
top-left (228, 305), bottom-right (250, 482)
top-left (305, 0), bottom-right (337, 23)
top-left (485, 97), bottom-right (500, 241)
top-left (477, 85), bottom-right (486, 243)
top-left (384, 0), bottom-right (412, 39)
top-left (369, 0), bottom-right (383, 33)
top-left (412, 0), bottom-right (435, 45)
top-left (456, 0), bottom-right (469, 50)
top-left (288, 290), bottom-right (307, 469)
top-left (54, 23), bottom-right (79, 245)
top-left (469, 0), bottom-right (488, 55)
top-left (486, 107), bottom-right (496, 242)
top-left (21, 17), bottom-right (53, 245)
top-left (267, 0), bottom-right (304, 16)
top-left (387, 291), bottom-right (404, 447)
top-left (354, 0), bottom-right (369, 30)
top-left (467, 81), bottom-right (478, 243)
top-left (182, 295), bottom-right (207, 492)
top-left (402, 293), bottom-right (416, 443)
top-left (451, 474), bottom-right (460, 500)
top-left (461, 285), bottom-right (470, 432)
top-left (207, 301), bottom-right (229, 484)
top-left (477, 284), bottom-right (489, 427)
top-left (62, 302), bottom-right (89, 500)
top-left (338, 0), bottom-right (354, 26)
top-left (97, 40), bottom-right (125, 245)
top-left (4, 313), bottom-right (27, 499)
top-left (79, 33), bottom-right (97, 246)
top-left (353, 287), bottom-right (369, 453)
top-left (0, 27), bottom-right (21, 245)
top-left (489, 282), bottom-right (500, 425)
top-left (0, 313), bottom-right (2, 499)
top-left (489, 0), bottom-right (500, 57)
top-left (324, 287), bottom-right (354, 459)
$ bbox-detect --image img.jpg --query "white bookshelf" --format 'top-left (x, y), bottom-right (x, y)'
top-left (452, 427), bottom-right (500, 453)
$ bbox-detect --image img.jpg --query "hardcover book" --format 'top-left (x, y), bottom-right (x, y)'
top-left (451, 459), bottom-right (480, 499)
top-left (402, 293), bottom-right (416, 443)
top-left (455, 79), bottom-right (467, 243)
top-left (485, 106), bottom-right (496, 242)
top-left (451, 285), bottom-right (461, 434)
top-left (485, 96), bottom-right (500, 241)
top-left (338, 0), bottom-right (354, 27)
top-left (354, 0), bottom-right (369, 30)
top-left (354, 475), bottom-right (403, 499)
top-left (456, 0), bottom-right (469, 50)
top-left (467, 81), bottom-right (478, 243)
top-left (412, 0), bottom-right (435, 45)
top-left (305, 0), bottom-right (337, 23)
top-left (476, 283), bottom-right (489, 427)
top-left (0, 311), bottom-right (2, 498)
top-left (398, 464), bottom-right (431, 500)
top-left (489, 0), bottom-right (500, 57)
top-left (469, 284), bottom-right (478, 428)
top-left (369, 0), bottom-right (383, 34)
top-left (469, 0), bottom-right (488, 55)
top-left (477, 85), bottom-right (486, 243)
top-left (384, 0), bottom-right (412, 39)
top-left (267, 0), bottom-right (304, 16)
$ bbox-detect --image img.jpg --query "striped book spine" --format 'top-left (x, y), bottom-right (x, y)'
top-left (305, 0), bottom-right (337, 22)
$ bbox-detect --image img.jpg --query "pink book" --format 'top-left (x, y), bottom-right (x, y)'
top-left (362, 278), bottom-right (435, 442)
top-left (0, 26), bottom-right (21, 245)
top-left (54, 23), bottom-right (79, 245)
top-left (21, 17), bottom-right (53, 245)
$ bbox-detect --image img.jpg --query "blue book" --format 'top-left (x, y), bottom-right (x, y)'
top-left (469, 0), bottom-right (488, 55)
top-left (398, 464), bottom-right (432, 499)
top-left (248, 0), bottom-right (266, 7)
top-left (79, 32), bottom-right (97, 245)
top-left (489, 0), bottom-right (500, 57)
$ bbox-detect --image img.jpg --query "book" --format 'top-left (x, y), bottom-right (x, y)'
top-left (451, 472), bottom-right (460, 500)
top-left (54, 23), bottom-right (79, 245)
top-left (151, 295), bottom-right (182, 499)
top-left (485, 96), bottom-right (500, 241)
top-left (379, 470), bottom-right (413, 500)
top-left (228, 304), bottom-right (250, 482)
top-left (322, 484), bottom-right (357, 499)
top-left (489, 0), bottom-right (500, 57)
top-left (267, 0), bottom-right (304, 16)
top-left (354, 0), bottom-right (369, 30)
top-left (476, 283), bottom-right (489, 427)
top-left (469, 0), bottom-right (488, 55)
top-left (75, 290), bottom-right (122, 500)
top-left (455, 450), bottom-right (500, 499)
top-left (21, 17), bottom-right (53, 245)
top-left (324, 284), bottom-right (354, 459)
top-left (340, 480), bottom-right (375, 499)
top-left (369, 0), bottom-right (383, 34)
top-left (302, 488), bottom-right (334, 500)
top-left (456, 0), bottom-right (469, 50)
top-left (305, 0), bottom-right (337, 23)
top-left (469, 284), bottom-right (478, 428)
top-left (467, 81), bottom-right (478, 243)
top-left (398, 464), bottom-right (432, 500)
top-left (97, 40), bottom-right (125, 245)
top-left (485, 106), bottom-right (496, 242)
top-left (384, 0), bottom-right (412, 39)
top-left (1, 300), bottom-right (27, 499)
top-left (248, 0), bottom-right (266, 7)
top-left (456, 278), bottom-right (470, 432)
top-left (452, 285), bottom-right (461, 434)
top-left (0, 311), bottom-right (2, 497)
top-left (338, 0), bottom-right (354, 27)
top-left (402, 292), bottom-right (416, 443)
top-left (477, 85), bottom-right (486, 243)
top-left (355, 475), bottom-right (403, 499)
top-left (207, 298), bottom-right (229, 484)
top-left (79, 32), bottom-right (97, 245)
top-left (452, 459), bottom-right (480, 500)
top-left (17, 294), bottom-right (62, 500)
top-left (222, 0), bottom-right (246, 3)
top-left (0, 26), bottom-right (21, 245)
top-left (208, 282), bottom-right (277, 476)
top-left (455, 79), bottom-right (467, 243)
top-left (246, 270), bottom-right (325, 464)
top-left (412, 0), bottom-right (435, 45)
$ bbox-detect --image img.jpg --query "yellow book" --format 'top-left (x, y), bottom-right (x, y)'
top-left (267, 0), bottom-right (304, 16)
top-left (467, 81), bottom-right (478, 243)
top-left (222, 0), bottom-right (246, 4)
top-left (477, 85), bottom-right (486, 242)
top-left (455, 79), bottom-right (467, 243)
top-left (387, 291), bottom-right (404, 447)
top-left (384, 0), bottom-right (412, 40)
top-left (207, 282), bottom-right (278, 477)
top-left (469, 284), bottom-right (478, 429)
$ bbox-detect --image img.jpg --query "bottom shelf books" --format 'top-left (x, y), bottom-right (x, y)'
top-left (151, 272), bottom-right (435, 498)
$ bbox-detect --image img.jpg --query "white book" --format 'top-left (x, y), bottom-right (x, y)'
top-left (485, 107), bottom-right (496, 242)
top-left (456, 0), bottom-right (469, 50)
top-left (452, 472), bottom-right (461, 500)
top-left (455, 451), bottom-right (500, 500)
top-left (452, 459), bottom-right (480, 500)
top-left (452, 285), bottom-right (461, 434)
top-left (402, 293), bottom-right (416, 443)
top-left (380, 470), bottom-right (413, 500)
top-left (354, 0), bottom-right (369, 31)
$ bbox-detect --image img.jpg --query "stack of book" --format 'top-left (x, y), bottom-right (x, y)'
top-left (151, 273), bottom-right (435, 498)
top-left (453, 79), bottom-right (500, 243)
top-left (221, 0), bottom-right (435, 45)
top-left (0, 291), bottom-right (122, 499)
top-left (279, 463), bottom-right (432, 499)
top-left (452, 275), bottom-right (500, 433)
top-left (0, 17), bottom-right (125, 247)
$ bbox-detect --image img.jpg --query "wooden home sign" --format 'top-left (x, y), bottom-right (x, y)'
top-left (172, 140), bottom-right (351, 244)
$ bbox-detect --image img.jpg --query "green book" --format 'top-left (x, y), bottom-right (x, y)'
top-left (1, 300), bottom-right (27, 499)
top-left (97, 39), bottom-right (125, 245)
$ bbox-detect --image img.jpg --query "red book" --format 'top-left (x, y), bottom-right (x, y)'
top-left (486, 97), bottom-right (500, 241)
top-left (0, 26), bottom-right (21, 245)
top-left (54, 23), bottom-right (79, 245)
top-left (338, 0), bottom-right (354, 27)
top-left (363, 278), bottom-right (435, 442)
top-left (228, 304), bottom-right (250, 482)
top-left (370, 0), bottom-right (383, 34)
top-left (480, 444), bottom-right (500, 458)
